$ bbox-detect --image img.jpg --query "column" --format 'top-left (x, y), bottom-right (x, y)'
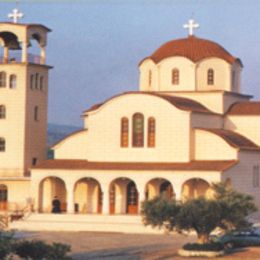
top-left (3, 46), bottom-right (9, 63)
top-left (22, 41), bottom-right (28, 62)
top-left (173, 182), bottom-right (183, 202)
top-left (32, 181), bottom-right (40, 213)
top-left (138, 187), bottom-right (146, 214)
top-left (40, 46), bottom-right (46, 64)
top-left (102, 187), bottom-right (110, 215)
top-left (66, 185), bottom-right (74, 214)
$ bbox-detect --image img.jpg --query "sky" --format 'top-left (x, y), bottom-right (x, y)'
top-left (0, 0), bottom-right (260, 126)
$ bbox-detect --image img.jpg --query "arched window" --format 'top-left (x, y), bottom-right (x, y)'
top-left (9, 74), bottom-right (17, 89)
top-left (0, 138), bottom-right (6, 152)
top-left (207, 69), bottom-right (214, 85)
top-left (0, 72), bottom-right (6, 88)
top-left (172, 68), bottom-right (179, 85)
top-left (34, 106), bottom-right (39, 121)
top-left (132, 113), bottom-right (144, 147)
top-left (0, 105), bottom-right (6, 119)
top-left (40, 76), bottom-right (44, 90)
top-left (121, 117), bottom-right (129, 147)
top-left (147, 117), bottom-right (155, 147)
top-left (30, 75), bottom-right (34, 90)
top-left (148, 70), bottom-right (152, 87)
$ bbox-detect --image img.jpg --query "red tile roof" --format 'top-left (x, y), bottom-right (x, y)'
top-left (83, 92), bottom-right (216, 115)
top-left (197, 128), bottom-right (260, 151)
top-left (227, 102), bottom-right (260, 115)
top-left (140, 36), bottom-right (242, 66)
top-left (34, 159), bottom-right (237, 172)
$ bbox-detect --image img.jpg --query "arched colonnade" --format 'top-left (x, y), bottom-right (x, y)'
top-left (36, 175), bottom-right (216, 215)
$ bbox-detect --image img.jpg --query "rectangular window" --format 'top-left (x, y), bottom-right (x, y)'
top-left (30, 75), bottom-right (34, 90)
top-left (40, 76), bottom-right (44, 91)
top-left (35, 73), bottom-right (39, 89)
top-left (0, 138), bottom-right (5, 152)
top-left (34, 106), bottom-right (39, 121)
top-left (253, 165), bottom-right (259, 187)
top-left (32, 158), bottom-right (37, 166)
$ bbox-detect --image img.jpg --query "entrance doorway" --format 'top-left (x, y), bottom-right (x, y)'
top-left (126, 181), bottom-right (138, 214)
top-left (0, 184), bottom-right (7, 210)
top-left (109, 178), bottom-right (139, 214)
top-left (160, 181), bottom-right (174, 199)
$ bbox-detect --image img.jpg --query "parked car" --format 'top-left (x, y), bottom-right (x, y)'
top-left (212, 228), bottom-right (260, 249)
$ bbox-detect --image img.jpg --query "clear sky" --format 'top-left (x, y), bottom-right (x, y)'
top-left (1, 0), bottom-right (260, 126)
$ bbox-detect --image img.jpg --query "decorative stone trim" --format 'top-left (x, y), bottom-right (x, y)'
top-left (178, 248), bottom-right (225, 257)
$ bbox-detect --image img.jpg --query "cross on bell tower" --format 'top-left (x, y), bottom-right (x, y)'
top-left (8, 8), bottom-right (24, 23)
top-left (183, 19), bottom-right (199, 36)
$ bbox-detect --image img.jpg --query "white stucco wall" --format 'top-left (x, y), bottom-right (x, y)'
top-left (196, 58), bottom-right (231, 91)
top-left (225, 115), bottom-right (260, 146)
top-left (139, 56), bottom-right (241, 96)
top-left (223, 151), bottom-right (260, 214)
top-left (54, 130), bottom-right (88, 159)
top-left (55, 94), bottom-right (192, 162)
top-left (139, 59), bottom-right (158, 91)
top-left (194, 129), bottom-right (238, 160)
top-left (191, 113), bottom-right (223, 129)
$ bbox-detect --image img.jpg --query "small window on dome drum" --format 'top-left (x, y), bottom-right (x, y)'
top-left (172, 69), bottom-right (179, 85)
top-left (148, 70), bottom-right (152, 87)
top-left (207, 69), bottom-right (214, 85)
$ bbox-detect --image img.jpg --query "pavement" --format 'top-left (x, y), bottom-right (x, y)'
top-left (14, 230), bottom-right (260, 259)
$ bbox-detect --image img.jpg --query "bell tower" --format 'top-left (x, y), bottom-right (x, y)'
top-left (0, 10), bottom-right (51, 178)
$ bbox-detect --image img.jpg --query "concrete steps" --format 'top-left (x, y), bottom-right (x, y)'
top-left (9, 214), bottom-right (164, 234)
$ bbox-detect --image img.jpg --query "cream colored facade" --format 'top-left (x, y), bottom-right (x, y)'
top-left (0, 22), bottom-right (51, 208)
top-left (1, 22), bottom-right (260, 219)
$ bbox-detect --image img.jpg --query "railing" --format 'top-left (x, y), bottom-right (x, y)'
top-left (10, 204), bottom-right (32, 222)
top-left (0, 213), bottom-right (9, 229)
top-left (0, 53), bottom-right (42, 65)
top-left (0, 203), bottom-right (33, 228)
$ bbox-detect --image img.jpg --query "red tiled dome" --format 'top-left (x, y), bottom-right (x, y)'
top-left (141, 36), bottom-right (242, 66)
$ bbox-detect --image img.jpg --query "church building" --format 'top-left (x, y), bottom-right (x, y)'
top-left (0, 13), bottom-right (260, 219)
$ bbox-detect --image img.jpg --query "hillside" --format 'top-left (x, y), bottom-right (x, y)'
top-left (47, 123), bottom-right (81, 147)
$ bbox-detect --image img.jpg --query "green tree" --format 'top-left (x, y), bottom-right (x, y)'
top-left (141, 183), bottom-right (257, 244)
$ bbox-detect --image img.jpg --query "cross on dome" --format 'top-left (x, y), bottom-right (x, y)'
top-left (183, 19), bottom-right (199, 36)
top-left (8, 8), bottom-right (24, 23)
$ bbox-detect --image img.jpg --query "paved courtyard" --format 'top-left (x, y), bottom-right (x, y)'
top-left (17, 231), bottom-right (260, 260)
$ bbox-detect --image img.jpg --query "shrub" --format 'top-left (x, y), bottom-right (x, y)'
top-left (15, 240), bottom-right (50, 260)
top-left (142, 183), bottom-right (257, 244)
top-left (0, 231), bottom-right (16, 259)
top-left (47, 242), bottom-right (71, 260)
top-left (183, 242), bottom-right (224, 252)
top-left (15, 239), bottom-right (71, 260)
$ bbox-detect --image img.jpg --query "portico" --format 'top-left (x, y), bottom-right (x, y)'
top-left (31, 159), bottom-right (234, 215)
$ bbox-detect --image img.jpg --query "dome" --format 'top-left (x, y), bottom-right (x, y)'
top-left (141, 36), bottom-right (242, 66)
